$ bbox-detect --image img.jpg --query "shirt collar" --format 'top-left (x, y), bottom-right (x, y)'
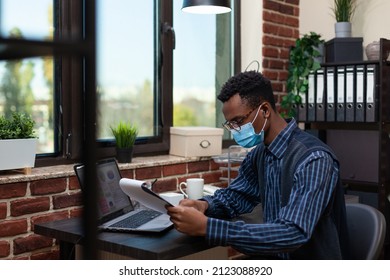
top-left (266, 118), bottom-right (297, 159)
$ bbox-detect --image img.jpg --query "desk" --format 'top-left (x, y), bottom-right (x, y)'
top-left (34, 217), bottom-right (228, 260)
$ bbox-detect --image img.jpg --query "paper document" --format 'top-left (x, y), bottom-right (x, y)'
top-left (119, 178), bottom-right (173, 213)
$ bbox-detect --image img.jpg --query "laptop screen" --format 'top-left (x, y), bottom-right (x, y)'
top-left (74, 158), bottom-right (134, 222)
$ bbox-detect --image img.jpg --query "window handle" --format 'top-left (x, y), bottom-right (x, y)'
top-left (162, 22), bottom-right (176, 50)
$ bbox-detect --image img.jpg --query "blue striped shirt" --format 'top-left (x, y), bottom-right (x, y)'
top-left (203, 119), bottom-right (339, 259)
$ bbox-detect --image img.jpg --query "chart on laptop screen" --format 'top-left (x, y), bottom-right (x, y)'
top-left (96, 162), bottom-right (130, 217)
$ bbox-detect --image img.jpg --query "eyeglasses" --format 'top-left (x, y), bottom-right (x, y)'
top-left (222, 107), bottom-right (256, 132)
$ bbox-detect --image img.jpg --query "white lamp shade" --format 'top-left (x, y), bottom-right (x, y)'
top-left (182, 0), bottom-right (231, 14)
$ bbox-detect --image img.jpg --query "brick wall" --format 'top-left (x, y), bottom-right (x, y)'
top-left (262, 0), bottom-right (300, 105)
top-left (0, 159), bottom-right (228, 260)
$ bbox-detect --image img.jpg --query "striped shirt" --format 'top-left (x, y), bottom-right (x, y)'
top-left (203, 119), bottom-right (339, 259)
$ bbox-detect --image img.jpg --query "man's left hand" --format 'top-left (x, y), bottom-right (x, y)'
top-left (166, 205), bottom-right (208, 236)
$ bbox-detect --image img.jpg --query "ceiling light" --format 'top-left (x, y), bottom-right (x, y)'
top-left (182, 0), bottom-right (231, 14)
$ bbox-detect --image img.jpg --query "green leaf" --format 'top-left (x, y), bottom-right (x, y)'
top-left (285, 32), bottom-right (324, 117)
top-left (110, 121), bottom-right (138, 148)
top-left (0, 112), bottom-right (36, 139)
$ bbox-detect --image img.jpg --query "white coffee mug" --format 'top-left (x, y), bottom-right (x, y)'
top-left (179, 178), bottom-right (204, 200)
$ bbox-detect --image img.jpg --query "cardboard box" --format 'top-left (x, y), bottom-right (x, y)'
top-left (170, 127), bottom-right (223, 157)
top-left (325, 37), bottom-right (363, 63)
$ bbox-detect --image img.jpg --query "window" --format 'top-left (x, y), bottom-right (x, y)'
top-left (0, 0), bottom-right (55, 154)
top-left (96, 0), bottom-right (157, 140)
top-left (0, 0), bottom-right (239, 165)
top-left (173, 0), bottom-right (234, 128)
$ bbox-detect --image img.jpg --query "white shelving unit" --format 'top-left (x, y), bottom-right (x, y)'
top-left (213, 145), bottom-right (250, 185)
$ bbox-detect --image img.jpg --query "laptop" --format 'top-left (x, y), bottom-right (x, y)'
top-left (74, 158), bottom-right (173, 233)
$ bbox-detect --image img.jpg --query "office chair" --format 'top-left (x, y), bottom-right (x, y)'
top-left (345, 203), bottom-right (386, 259)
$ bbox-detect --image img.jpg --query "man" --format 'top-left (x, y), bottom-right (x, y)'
top-left (167, 71), bottom-right (348, 259)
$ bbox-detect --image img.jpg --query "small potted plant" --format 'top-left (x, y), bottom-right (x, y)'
top-left (332, 0), bottom-right (357, 37)
top-left (110, 121), bottom-right (138, 163)
top-left (0, 112), bottom-right (37, 173)
top-left (281, 32), bottom-right (324, 118)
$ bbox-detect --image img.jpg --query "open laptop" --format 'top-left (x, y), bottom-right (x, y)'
top-left (74, 158), bottom-right (173, 233)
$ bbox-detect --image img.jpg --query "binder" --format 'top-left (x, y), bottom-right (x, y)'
top-left (366, 66), bottom-right (376, 122)
top-left (345, 67), bottom-right (355, 122)
top-left (298, 92), bottom-right (307, 122)
top-left (355, 66), bottom-right (365, 122)
top-left (326, 68), bottom-right (335, 122)
top-left (316, 69), bottom-right (325, 121)
top-left (336, 67), bottom-right (345, 122)
top-left (307, 73), bottom-right (316, 121)
top-left (291, 103), bottom-right (299, 121)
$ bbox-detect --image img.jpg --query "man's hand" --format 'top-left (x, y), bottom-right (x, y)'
top-left (178, 199), bottom-right (209, 213)
top-left (166, 199), bottom-right (209, 236)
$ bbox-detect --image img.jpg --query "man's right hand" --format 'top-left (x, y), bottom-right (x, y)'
top-left (178, 199), bottom-right (209, 214)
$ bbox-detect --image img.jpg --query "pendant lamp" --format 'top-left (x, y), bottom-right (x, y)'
top-left (182, 0), bottom-right (231, 14)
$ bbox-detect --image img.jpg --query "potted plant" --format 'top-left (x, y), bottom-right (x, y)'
top-left (332, 0), bottom-right (357, 37)
top-left (0, 112), bottom-right (37, 173)
top-left (110, 121), bottom-right (138, 163)
top-left (281, 32), bottom-right (324, 118)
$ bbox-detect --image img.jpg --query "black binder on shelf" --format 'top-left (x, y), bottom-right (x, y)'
top-left (326, 68), bottom-right (336, 122)
top-left (345, 67), bottom-right (355, 122)
top-left (355, 66), bottom-right (365, 122)
top-left (316, 69), bottom-right (325, 121)
top-left (292, 103), bottom-right (299, 121)
top-left (297, 92), bottom-right (307, 122)
top-left (366, 66), bottom-right (376, 122)
top-left (336, 66), bottom-right (346, 122)
top-left (307, 73), bottom-right (316, 121)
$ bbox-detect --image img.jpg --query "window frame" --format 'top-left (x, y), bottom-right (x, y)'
top-left (34, 0), bottom-right (240, 167)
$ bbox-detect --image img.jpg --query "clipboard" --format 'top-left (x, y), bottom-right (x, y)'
top-left (119, 178), bottom-right (173, 213)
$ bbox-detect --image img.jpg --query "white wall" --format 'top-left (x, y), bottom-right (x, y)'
top-left (239, 0), bottom-right (390, 66)
top-left (300, 0), bottom-right (390, 58)
top-left (240, 0), bottom-right (262, 72)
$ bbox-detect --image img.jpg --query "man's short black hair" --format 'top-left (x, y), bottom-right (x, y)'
top-left (217, 71), bottom-right (276, 110)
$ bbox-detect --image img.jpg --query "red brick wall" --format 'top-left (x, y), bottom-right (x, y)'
top-left (0, 159), bottom-right (226, 259)
top-left (262, 0), bottom-right (300, 106)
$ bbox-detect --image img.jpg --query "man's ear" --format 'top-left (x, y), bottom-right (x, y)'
top-left (261, 102), bottom-right (270, 118)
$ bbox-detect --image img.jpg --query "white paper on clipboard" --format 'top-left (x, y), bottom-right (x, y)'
top-left (119, 178), bottom-right (173, 213)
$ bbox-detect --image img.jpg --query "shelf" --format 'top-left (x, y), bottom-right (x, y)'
top-left (308, 122), bottom-right (381, 131)
top-left (342, 180), bottom-right (380, 193)
top-left (219, 166), bottom-right (240, 171)
top-left (0, 37), bottom-right (88, 60)
top-left (213, 145), bottom-right (250, 185)
top-left (321, 60), bottom-right (381, 67)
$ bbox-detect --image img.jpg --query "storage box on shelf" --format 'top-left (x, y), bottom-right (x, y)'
top-left (325, 37), bottom-right (363, 63)
top-left (169, 126), bottom-right (223, 157)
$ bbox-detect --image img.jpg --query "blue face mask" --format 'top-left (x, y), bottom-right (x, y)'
top-left (231, 106), bottom-right (267, 148)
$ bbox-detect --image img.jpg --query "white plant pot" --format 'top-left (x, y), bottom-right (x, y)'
top-left (0, 138), bottom-right (37, 171)
top-left (335, 22), bottom-right (352, 38)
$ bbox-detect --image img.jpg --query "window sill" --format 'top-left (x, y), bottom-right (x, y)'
top-left (0, 154), bottom-right (213, 184)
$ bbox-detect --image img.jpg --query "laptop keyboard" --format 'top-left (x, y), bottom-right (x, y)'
top-left (110, 209), bottom-right (162, 229)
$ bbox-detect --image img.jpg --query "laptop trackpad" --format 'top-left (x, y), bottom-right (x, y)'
top-left (137, 214), bottom-right (173, 231)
